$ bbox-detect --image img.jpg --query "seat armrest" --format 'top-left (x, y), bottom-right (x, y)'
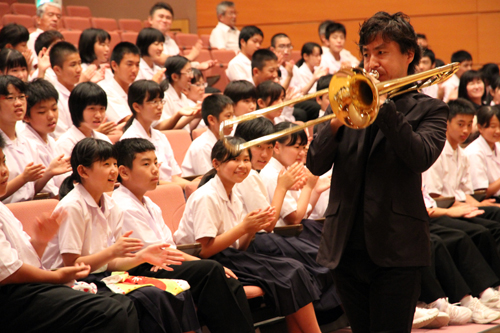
top-left (472, 190), bottom-right (487, 203)
top-left (274, 224), bottom-right (303, 237)
top-left (434, 196), bottom-right (455, 208)
top-left (177, 243), bottom-right (202, 257)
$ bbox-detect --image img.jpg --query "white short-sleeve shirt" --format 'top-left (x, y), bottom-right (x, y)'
top-left (0, 129), bottom-right (36, 204)
top-left (112, 185), bottom-right (176, 249)
top-left (442, 74), bottom-right (459, 103)
top-left (290, 63), bottom-right (317, 94)
top-left (259, 157), bottom-right (305, 227)
top-left (162, 84), bottom-right (191, 132)
top-left (55, 125), bottom-right (112, 158)
top-left (163, 35), bottom-right (180, 57)
top-left (81, 63), bottom-right (113, 82)
top-left (320, 47), bottom-right (360, 75)
top-left (280, 64), bottom-right (301, 89)
top-left (0, 202), bottom-right (43, 282)
top-left (181, 129), bottom-right (217, 177)
top-left (422, 140), bottom-right (473, 201)
top-left (309, 169), bottom-right (332, 220)
top-left (98, 77), bottom-right (132, 123)
top-left (209, 22), bottom-right (240, 51)
top-left (465, 135), bottom-right (500, 196)
top-left (53, 79), bottom-right (73, 139)
top-left (120, 119), bottom-right (181, 181)
top-left (42, 184), bottom-right (123, 273)
top-left (234, 169), bottom-right (270, 215)
top-left (174, 174), bottom-right (243, 249)
top-left (226, 52), bottom-right (253, 83)
top-left (21, 125), bottom-right (60, 196)
top-left (136, 58), bottom-right (163, 81)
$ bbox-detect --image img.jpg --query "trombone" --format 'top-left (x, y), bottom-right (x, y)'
top-left (220, 62), bottom-right (460, 154)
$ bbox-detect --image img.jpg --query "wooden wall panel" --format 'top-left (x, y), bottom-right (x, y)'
top-left (478, 13), bottom-right (500, 64)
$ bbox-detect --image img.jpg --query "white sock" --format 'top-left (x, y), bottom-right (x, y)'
top-left (461, 295), bottom-right (472, 307)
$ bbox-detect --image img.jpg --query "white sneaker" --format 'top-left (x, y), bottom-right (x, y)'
top-left (422, 298), bottom-right (472, 325)
top-left (423, 312), bottom-right (450, 328)
top-left (465, 297), bottom-right (500, 324)
top-left (412, 307), bottom-right (439, 329)
top-left (481, 288), bottom-right (500, 311)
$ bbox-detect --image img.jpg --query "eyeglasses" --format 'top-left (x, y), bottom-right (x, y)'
top-left (146, 99), bottom-right (166, 106)
top-left (192, 82), bottom-right (208, 88)
top-left (180, 70), bottom-right (193, 76)
top-left (276, 44), bottom-right (293, 50)
top-left (0, 95), bottom-right (26, 103)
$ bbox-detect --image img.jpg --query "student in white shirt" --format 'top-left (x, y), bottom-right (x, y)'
top-left (0, 136), bottom-right (139, 333)
top-left (0, 76), bottom-right (65, 204)
top-left (174, 137), bottom-right (323, 332)
top-left (315, 74), bottom-right (332, 119)
top-left (30, 30), bottom-right (62, 83)
top-left (223, 80), bottom-right (257, 117)
top-left (0, 24), bottom-right (31, 72)
top-left (147, 2), bottom-right (202, 65)
top-left (226, 25), bottom-right (263, 82)
top-left (466, 105), bottom-right (500, 199)
top-left (114, 138), bottom-right (254, 333)
top-left (320, 22), bottom-right (359, 75)
top-left (43, 137), bottom-right (201, 333)
top-left (98, 42), bottom-right (141, 125)
top-left (209, 1), bottom-right (240, 51)
top-left (163, 55), bottom-right (202, 131)
top-left (23, 79), bottom-right (71, 196)
top-left (0, 49), bottom-right (29, 82)
top-left (78, 29), bottom-right (113, 84)
top-left (183, 68), bottom-right (206, 109)
top-left (269, 33), bottom-right (299, 90)
top-left (49, 41), bottom-right (82, 138)
top-left (291, 42), bottom-right (327, 95)
top-left (55, 82), bottom-right (112, 160)
top-left (260, 122), bottom-right (329, 243)
top-left (442, 50), bottom-right (473, 103)
top-left (418, 49), bottom-right (440, 99)
top-left (490, 77), bottom-right (500, 106)
top-left (256, 81), bottom-right (288, 124)
top-left (182, 94), bottom-right (234, 177)
top-left (458, 70), bottom-right (487, 110)
top-left (120, 80), bottom-right (190, 189)
top-left (136, 28), bottom-right (166, 82)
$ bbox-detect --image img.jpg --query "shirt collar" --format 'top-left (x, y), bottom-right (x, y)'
top-left (267, 157), bottom-right (285, 171)
top-left (217, 21), bottom-right (235, 32)
top-left (76, 183), bottom-right (114, 217)
top-left (54, 79), bottom-right (71, 97)
top-left (479, 135), bottom-right (495, 156)
top-left (212, 174), bottom-right (231, 203)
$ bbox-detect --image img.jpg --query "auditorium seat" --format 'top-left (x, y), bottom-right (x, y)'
top-left (62, 16), bottom-right (91, 31)
top-left (65, 5), bottom-right (92, 18)
top-left (2, 14), bottom-right (34, 31)
top-left (200, 34), bottom-right (211, 49)
top-left (61, 30), bottom-right (81, 47)
top-left (175, 32), bottom-right (199, 52)
top-left (190, 127), bottom-right (207, 140)
top-left (120, 31), bottom-right (138, 44)
top-left (118, 18), bottom-right (142, 32)
top-left (0, 3), bottom-right (10, 20)
top-left (196, 49), bottom-right (211, 63)
top-left (183, 179), bottom-right (200, 199)
top-left (10, 3), bottom-right (36, 16)
top-left (211, 49), bottom-right (236, 64)
top-left (204, 64), bottom-right (229, 91)
top-left (161, 129), bottom-right (192, 167)
top-left (91, 17), bottom-right (119, 32)
top-left (146, 184), bottom-right (185, 232)
top-left (108, 31), bottom-right (121, 51)
top-left (142, 19), bottom-right (151, 28)
top-left (6, 199), bottom-right (59, 238)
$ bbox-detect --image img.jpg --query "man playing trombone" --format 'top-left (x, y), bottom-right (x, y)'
top-left (307, 11), bottom-right (449, 332)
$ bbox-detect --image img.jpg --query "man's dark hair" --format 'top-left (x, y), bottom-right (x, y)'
top-left (317, 74), bottom-right (333, 91)
top-left (201, 94), bottom-right (234, 125)
top-left (325, 22), bottom-right (346, 40)
top-left (110, 42), bottom-right (140, 72)
top-left (25, 79), bottom-right (59, 118)
top-left (234, 117), bottom-right (275, 147)
top-left (422, 48), bottom-right (435, 65)
top-left (318, 20), bottom-right (334, 39)
top-left (136, 28), bottom-right (165, 57)
top-left (451, 50), bottom-right (472, 64)
top-left (224, 80), bottom-right (257, 104)
top-left (358, 11), bottom-right (421, 75)
top-left (68, 82), bottom-right (107, 127)
top-left (251, 49), bottom-right (277, 71)
top-left (447, 98), bottom-right (476, 121)
top-left (35, 30), bottom-right (64, 56)
top-left (239, 26), bottom-right (263, 49)
top-left (149, 2), bottom-right (174, 17)
top-left (49, 41), bottom-right (78, 69)
top-left (270, 33), bottom-right (289, 48)
top-left (115, 138), bottom-right (156, 171)
top-left (0, 23), bottom-right (29, 49)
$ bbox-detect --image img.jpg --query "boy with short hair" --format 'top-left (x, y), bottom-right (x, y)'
top-left (0, 134), bottom-right (139, 333)
top-left (269, 33), bottom-right (299, 89)
top-left (320, 22), bottom-right (359, 74)
top-left (251, 49), bottom-right (279, 87)
top-left (98, 42), bottom-right (140, 124)
top-left (50, 41), bottom-right (82, 138)
top-left (32, 30), bottom-right (64, 83)
top-left (223, 80), bottom-right (257, 116)
top-left (419, 49), bottom-right (439, 98)
top-left (181, 94), bottom-right (234, 176)
top-left (442, 50), bottom-right (473, 102)
top-left (22, 79), bottom-right (71, 196)
top-left (226, 25), bottom-right (263, 82)
top-left (315, 74), bottom-right (333, 119)
top-left (113, 138), bottom-right (254, 333)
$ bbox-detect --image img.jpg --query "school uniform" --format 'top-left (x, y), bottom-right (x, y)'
top-left (55, 125), bottom-right (112, 158)
top-left (465, 135), bottom-right (500, 196)
top-left (0, 201), bottom-right (139, 333)
top-left (136, 58), bottom-right (162, 81)
top-left (98, 77), bottom-right (132, 123)
top-left (21, 125), bottom-right (60, 196)
top-left (0, 129), bottom-right (36, 204)
top-left (209, 22), bottom-right (240, 51)
top-left (28, 67), bottom-right (57, 86)
top-left (175, 174), bottom-right (321, 316)
top-left (279, 64), bottom-right (301, 89)
top-left (290, 63), bottom-right (317, 94)
top-left (113, 185), bottom-right (254, 333)
top-left (309, 169), bottom-right (332, 220)
top-left (181, 129), bottom-right (217, 177)
top-left (442, 74), bottom-right (459, 103)
top-left (162, 35), bottom-right (180, 57)
top-left (163, 84), bottom-right (191, 132)
top-left (320, 48), bottom-right (360, 75)
top-left (120, 119), bottom-right (181, 182)
top-left (27, 28), bottom-right (43, 69)
top-left (81, 63), bottom-right (113, 82)
top-left (53, 79), bottom-right (74, 139)
top-left (226, 52), bottom-right (253, 83)
top-left (43, 183), bottom-right (200, 333)
top-left (421, 84), bottom-right (439, 99)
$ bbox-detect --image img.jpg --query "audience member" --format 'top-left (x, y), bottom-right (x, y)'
top-left (442, 50), bottom-right (473, 102)
top-left (226, 25), bottom-right (263, 82)
top-left (209, 1), bottom-right (239, 51)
